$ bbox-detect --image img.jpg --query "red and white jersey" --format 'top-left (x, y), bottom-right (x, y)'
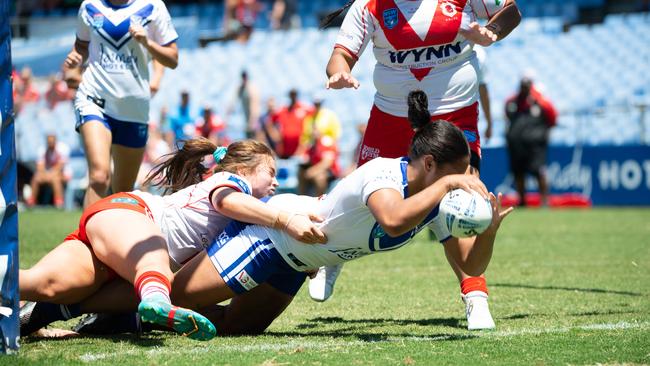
top-left (131, 172), bottom-right (252, 270)
top-left (335, 0), bottom-right (504, 116)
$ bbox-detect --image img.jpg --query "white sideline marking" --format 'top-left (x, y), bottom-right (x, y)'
top-left (78, 321), bottom-right (650, 363)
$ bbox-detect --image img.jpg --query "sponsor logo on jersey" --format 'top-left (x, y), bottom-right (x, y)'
top-left (111, 197), bottom-right (139, 205)
top-left (92, 14), bottom-right (104, 29)
top-left (330, 248), bottom-right (366, 260)
top-left (235, 269), bottom-right (258, 291)
top-left (382, 8), bottom-right (399, 29)
top-left (440, 1), bottom-right (458, 17)
top-left (361, 145), bottom-right (380, 161)
top-left (388, 42), bottom-right (462, 65)
top-left (99, 43), bottom-right (139, 73)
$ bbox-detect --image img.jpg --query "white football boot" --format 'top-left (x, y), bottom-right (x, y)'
top-left (462, 291), bottom-right (496, 330)
top-left (308, 264), bottom-right (343, 302)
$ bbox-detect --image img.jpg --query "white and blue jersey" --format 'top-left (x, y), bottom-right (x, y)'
top-left (75, 0), bottom-right (177, 124)
top-left (207, 157), bottom-right (452, 295)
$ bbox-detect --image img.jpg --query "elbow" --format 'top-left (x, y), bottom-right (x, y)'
top-left (380, 219), bottom-right (412, 238)
top-left (167, 59), bottom-right (178, 70)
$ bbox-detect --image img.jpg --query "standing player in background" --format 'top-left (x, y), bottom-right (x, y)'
top-left (505, 75), bottom-right (557, 207)
top-left (64, 0), bottom-right (179, 208)
top-left (315, 0), bottom-right (520, 330)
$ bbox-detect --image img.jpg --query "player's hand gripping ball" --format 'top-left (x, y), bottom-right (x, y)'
top-left (440, 189), bottom-right (492, 238)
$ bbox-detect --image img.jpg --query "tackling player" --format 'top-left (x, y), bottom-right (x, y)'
top-left (19, 139), bottom-right (326, 340)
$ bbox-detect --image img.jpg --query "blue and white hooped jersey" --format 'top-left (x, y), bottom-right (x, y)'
top-left (76, 0), bottom-right (178, 123)
top-left (266, 157), bottom-right (452, 271)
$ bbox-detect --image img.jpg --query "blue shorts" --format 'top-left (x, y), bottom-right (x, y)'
top-left (75, 94), bottom-right (148, 148)
top-left (207, 222), bottom-right (307, 296)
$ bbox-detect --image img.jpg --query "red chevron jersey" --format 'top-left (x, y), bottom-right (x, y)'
top-left (335, 0), bottom-right (504, 117)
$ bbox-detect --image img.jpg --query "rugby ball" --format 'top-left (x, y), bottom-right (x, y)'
top-left (440, 189), bottom-right (492, 238)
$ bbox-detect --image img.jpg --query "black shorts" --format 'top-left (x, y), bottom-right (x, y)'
top-left (508, 142), bottom-right (547, 175)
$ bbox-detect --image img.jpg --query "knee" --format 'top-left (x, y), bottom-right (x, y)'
top-left (28, 273), bottom-right (66, 302)
top-left (88, 169), bottom-right (110, 191)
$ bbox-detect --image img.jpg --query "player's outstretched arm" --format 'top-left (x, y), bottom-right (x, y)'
top-left (443, 193), bottom-right (513, 276)
top-left (211, 188), bottom-right (327, 244)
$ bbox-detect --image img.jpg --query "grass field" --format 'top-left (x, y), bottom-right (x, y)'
top-left (7, 207), bottom-right (650, 365)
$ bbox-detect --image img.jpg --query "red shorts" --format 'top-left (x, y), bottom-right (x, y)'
top-left (357, 103), bottom-right (480, 167)
top-left (64, 192), bottom-right (153, 246)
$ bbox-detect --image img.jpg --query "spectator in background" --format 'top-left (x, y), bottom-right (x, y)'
top-left (270, 89), bottom-right (312, 159)
top-left (45, 72), bottom-right (75, 110)
top-left (168, 90), bottom-right (196, 147)
top-left (224, 0), bottom-right (260, 43)
top-left (296, 94), bottom-right (342, 196)
top-left (270, 0), bottom-right (299, 30)
top-left (505, 75), bottom-right (558, 207)
top-left (297, 129), bottom-right (341, 197)
top-left (14, 66), bottom-right (41, 114)
top-left (195, 105), bottom-right (228, 146)
top-left (26, 133), bottom-right (70, 209)
top-left (295, 94), bottom-right (341, 156)
top-left (227, 71), bottom-right (260, 139)
top-left (257, 97), bottom-right (281, 152)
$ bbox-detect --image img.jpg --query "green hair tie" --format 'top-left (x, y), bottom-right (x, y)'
top-left (213, 146), bottom-right (227, 163)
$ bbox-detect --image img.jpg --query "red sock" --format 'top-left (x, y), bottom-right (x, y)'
top-left (461, 277), bottom-right (488, 295)
top-left (135, 271), bottom-right (172, 302)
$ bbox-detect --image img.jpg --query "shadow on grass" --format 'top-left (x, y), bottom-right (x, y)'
top-left (500, 309), bottom-right (641, 321)
top-left (267, 329), bottom-right (477, 343)
top-left (492, 283), bottom-right (642, 296)
top-left (260, 316), bottom-right (475, 343)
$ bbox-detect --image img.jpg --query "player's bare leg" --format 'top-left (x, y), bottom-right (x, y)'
top-left (80, 121), bottom-right (112, 208)
top-left (19, 239), bottom-right (113, 335)
top-left (111, 144), bottom-right (145, 193)
top-left (86, 209), bottom-right (216, 340)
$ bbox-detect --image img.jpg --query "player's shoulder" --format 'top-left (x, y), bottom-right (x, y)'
top-left (206, 171), bottom-right (252, 195)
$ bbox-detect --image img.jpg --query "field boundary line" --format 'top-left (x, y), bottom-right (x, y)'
top-left (78, 321), bottom-right (650, 363)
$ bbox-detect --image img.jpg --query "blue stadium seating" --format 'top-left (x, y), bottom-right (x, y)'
top-left (13, 13), bottom-right (650, 185)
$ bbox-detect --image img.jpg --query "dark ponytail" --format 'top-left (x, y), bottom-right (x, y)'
top-left (320, 0), bottom-right (355, 29)
top-left (406, 90), bottom-right (470, 165)
top-left (407, 90), bottom-right (431, 130)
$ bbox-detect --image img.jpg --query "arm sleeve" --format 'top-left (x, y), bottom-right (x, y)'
top-left (76, 2), bottom-right (91, 42)
top-left (149, 1), bottom-right (179, 46)
top-left (334, 0), bottom-right (374, 60)
top-left (361, 163), bottom-right (404, 204)
top-left (470, 0), bottom-right (507, 19)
